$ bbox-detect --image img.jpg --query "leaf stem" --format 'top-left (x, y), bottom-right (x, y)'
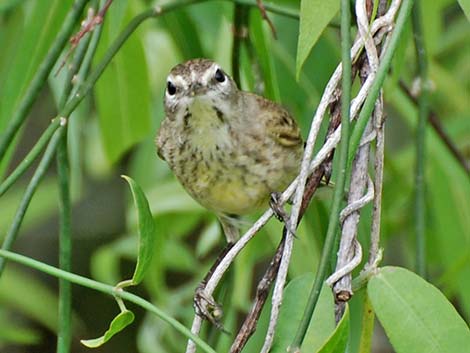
top-left (348, 0), bottom-right (415, 164)
top-left (0, 249), bottom-right (216, 353)
top-left (56, 133), bottom-right (72, 353)
top-left (0, 0), bottom-right (89, 162)
top-left (411, 0), bottom-right (428, 279)
top-left (289, 0), bottom-right (352, 350)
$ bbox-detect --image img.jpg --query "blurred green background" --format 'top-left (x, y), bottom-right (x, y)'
top-left (0, 0), bottom-right (469, 352)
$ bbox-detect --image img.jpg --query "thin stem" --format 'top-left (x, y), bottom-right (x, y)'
top-left (0, 249), bottom-right (216, 353)
top-left (289, 0), bottom-right (352, 350)
top-left (411, 0), bottom-right (428, 278)
top-left (348, 0), bottom-right (414, 164)
top-left (0, 127), bottom-right (65, 276)
top-left (357, 293), bottom-right (375, 353)
top-left (0, 0), bottom-right (89, 162)
top-left (56, 133), bottom-right (72, 353)
top-left (59, 29), bottom-right (93, 108)
top-left (0, 122), bottom-right (59, 196)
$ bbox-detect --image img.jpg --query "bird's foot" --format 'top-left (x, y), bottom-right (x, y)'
top-left (194, 283), bottom-right (227, 332)
top-left (270, 192), bottom-right (297, 237)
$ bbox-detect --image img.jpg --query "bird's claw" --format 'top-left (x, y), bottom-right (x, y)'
top-left (270, 192), bottom-right (297, 237)
top-left (194, 284), bottom-right (227, 332)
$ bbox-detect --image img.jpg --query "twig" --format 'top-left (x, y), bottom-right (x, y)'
top-left (330, 0), bottom-right (380, 309)
top-left (348, 0), bottom-right (413, 164)
top-left (256, 0), bottom-right (277, 38)
top-left (229, 234), bottom-right (285, 352)
top-left (366, 92), bottom-right (385, 268)
top-left (55, 0), bottom-right (114, 76)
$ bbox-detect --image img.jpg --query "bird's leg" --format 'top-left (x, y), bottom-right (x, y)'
top-left (270, 192), bottom-right (297, 236)
top-left (194, 241), bottom-right (234, 331)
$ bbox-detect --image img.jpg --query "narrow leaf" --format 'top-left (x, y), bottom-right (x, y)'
top-left (249, 10), bottom-right (280, 102)
top-left (81, 310), bottom-right (134, 348)
top-left (122, 175), bottom-right (156, 285)
top-left (368, 266), bottom-right (470, 353)
top-left (94, 3), bottom-right (152, 162)
top-left (296, 0), bottom-right (340, 79)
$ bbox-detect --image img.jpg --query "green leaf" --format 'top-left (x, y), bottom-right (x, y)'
top-left (0, 0), bottom-right (73, 175)
top-left (81, 310), bottom-right (135, 348)
top-left (368, 266), bottom-right (470, 353)
top-left (94, 3), bottom-right (152, 163)
top-left (159, 9), bottom-right (204, 58)
top-left (122, 175), bottom-right (157, 286)
top-left (249, 10), bottom-right (280, 102)
top-left (296, 0), bottom-right (339, 79)
top-left (271, 273), bottom-right (335, 353)
top-left (317, 304), bottom-right (349, 353)
top-left (457, 0), bottom-right (470, 21)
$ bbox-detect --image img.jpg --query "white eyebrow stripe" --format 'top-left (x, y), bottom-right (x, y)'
top-left (170, 75), bottom-right (189, 89)
top-left (200, 63), bottom-right (217, 85)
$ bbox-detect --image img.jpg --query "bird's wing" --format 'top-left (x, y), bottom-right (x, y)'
top-left (260, 99), bottom-right (302, 148)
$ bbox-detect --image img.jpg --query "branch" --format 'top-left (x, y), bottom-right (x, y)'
top-left (55, 0), bottom-right (114, 76)
top-left (348, 0), bottom-right (414, 164)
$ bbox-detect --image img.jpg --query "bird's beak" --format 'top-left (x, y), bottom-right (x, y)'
top-left (189, 83), bottom-right (204, 96)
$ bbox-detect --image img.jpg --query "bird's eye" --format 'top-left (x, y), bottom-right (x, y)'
top-left (167, 81), bottom-right (176, 95)
top-left (214, 69), bottom-right (225, 83)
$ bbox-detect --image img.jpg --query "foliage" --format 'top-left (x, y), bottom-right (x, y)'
top-left (0, 0), bottom-right (469, 353)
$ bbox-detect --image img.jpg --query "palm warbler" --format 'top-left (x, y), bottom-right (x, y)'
top-left (156, 59), bottom-right (303, 242)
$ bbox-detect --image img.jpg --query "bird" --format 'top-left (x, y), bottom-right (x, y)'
top-left (156, 58), bottom-right (303, 243)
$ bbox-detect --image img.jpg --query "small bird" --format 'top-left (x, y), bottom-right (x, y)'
top-left (156, 58), bottom-right (303, 243)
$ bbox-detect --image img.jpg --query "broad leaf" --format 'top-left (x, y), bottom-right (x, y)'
top-left (296, 0), bottom-right (339, 79)
top-left (317, 304), bottom-right (349, 353)
top-left (81, 310), bottom-right (135, 348)
top-left (122, 175), bottom-right (156, 285)
top-left (457, 0), bottom-right (470, 21)
top-left (368, 266), bottom-right (470, 353)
